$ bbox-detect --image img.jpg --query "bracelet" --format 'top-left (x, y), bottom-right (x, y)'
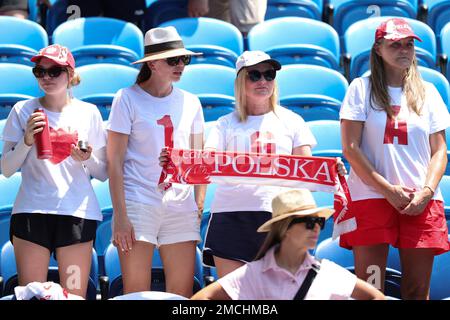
top-left (423, 185), bottom-right (435, 196)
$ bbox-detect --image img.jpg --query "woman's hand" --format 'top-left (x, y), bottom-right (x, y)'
top-left (24, 111), bottom-right (46, 146)
top-left (113, 215), bottom-right (136, 253)
top-left (400, 188), bottom-right (433, 216)
top-left (384, 184), bottom-right (415, 212)
top-left (71, 144), bottom-right (92, 162)
top-left (336, 157), bottom-right (347, 176)
top-left (158, 148), bottom-right (170, 167)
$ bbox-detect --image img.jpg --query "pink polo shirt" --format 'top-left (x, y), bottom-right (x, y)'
top-left (217, 246), bottom-right (357, 300)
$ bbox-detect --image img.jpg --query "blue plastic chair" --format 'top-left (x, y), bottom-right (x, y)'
top-left (72, 64), bottom-right (139, 120)
top-left (426, 0), bottom-right (450, 38)
top-left (0, 16), bottom-right (48, 66)
top-left (0, 119), bottom-right (6, 154)
top-left (307, 120), bottom-right (342, 155)
top-left (0, 63), bottom-right (40, 120)
top-left (0, 241), bottom-right (99, 300)
top-left (175, 64), bottom-right (236, 121)
top-left (440, 22), bottom-right (450, 81)
top-left (328, 0), bottom-right (418, 36)
top-left (429, 236), bottom-right (450, 299)
top-left (265, 0), bottom-right (322, 20)
top-left (0, 219), bottom-right (10, 251)
top-left (0, 173), bottom-right (21, 220)
top-left (102, 243), bottom-right (204, 299)
top-left (52, 17), bottom-right (144, 67)
top-left (159, 17), bottom-right (243, 68)
top-left (277, 65), bottom-right (348, 121)
top-left (248, 17), bottom-right (340, 70)
top-left (314, 236), bottom-right (355, 267)
top-left (344, 16), bottom-right (437, 80)
top-left (439, 175), bottom-right (450, 217)
top-left (91, 178), bottom-right (112, 214)
top-left (143, 0), bottom-right (189, 30)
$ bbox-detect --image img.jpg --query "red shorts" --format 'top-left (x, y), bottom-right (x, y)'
top-left (340, 199), bottom-right (450, 255)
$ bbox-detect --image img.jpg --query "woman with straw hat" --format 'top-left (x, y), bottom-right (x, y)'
top-left (191, 189), bottom-right (384, 300)
top-left (107, 26), bottom-right (206, 297)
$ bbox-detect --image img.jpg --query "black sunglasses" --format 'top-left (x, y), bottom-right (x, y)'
top-left (247, 69), bottom-right (276, 82)
top-left (32, 66), bottom-right (67, 78)
top-left (166, 55), bottom-right (191, 66)
top-left (288, 217), bottom-right (325, 230)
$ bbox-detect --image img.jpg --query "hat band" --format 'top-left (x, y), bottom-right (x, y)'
top-left (144, 40), bottom-right (184, 55)
top-left (279, 204), bottom-right (317, 216)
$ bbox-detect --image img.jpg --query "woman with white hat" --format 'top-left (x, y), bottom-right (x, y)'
top-left (107, 26), bottom-right (206, 297)
top-left (191, 189), bottom-right (385, 300)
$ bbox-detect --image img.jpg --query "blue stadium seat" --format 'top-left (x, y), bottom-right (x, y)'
top-left (314, 236), bottom-right (354, 266)
top-left (0, 63), bottom-right (40, 120)
top-left (91, 178), bottom-right (112, 216)
top-left (344, 16), bottom-right (437, 80)
top-left (307, 120), bottom-right (342, 156)
top-left (248, 17), bottom-right (340, 70)
top-left (425, 0), bottom-right (450, 37)
top-left (143, 0), bottom-right (188, 30)
top-left (159, 17), bottom-right (243, 68)
top-left (0, 16), bottom-right (48, 66)
top-left (72, 64), bottom-right (139, 120)
top-left (277, 65), bottom-right (348, 121)
top-left (328, 0), bottom-right (418, 36)
top-left (52, 17), bottom-right (144, 67)
top-left (0, 219), bottom-right (10, 250)
top-left (265, 0), bottom-right (322, 21)
top-left (175, 64), bottom-right (236, 121)
top-left (0, 119), bottom-right (6, 155)
top-left (0, 173), bottom-right (21, 219)
top-left (0, 241), bottom-right (99, 299)
top-left (430, 236), bottom-right (450, 299)
top-left (101, 243), bottom-right (204, 299)
top-left (440, 175), bottom-right (450, 217)
top-left (440, 22), bottom-right (450, 81)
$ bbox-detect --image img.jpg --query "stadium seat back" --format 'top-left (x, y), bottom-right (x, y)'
top-left (265, 0), bottom-right (322, 20)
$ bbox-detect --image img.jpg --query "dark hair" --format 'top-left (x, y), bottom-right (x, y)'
top-left (136, 62), bottom-right (152, 84)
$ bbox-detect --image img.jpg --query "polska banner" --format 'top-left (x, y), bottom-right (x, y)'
top-left (159, 148), bottom-right (356, 238)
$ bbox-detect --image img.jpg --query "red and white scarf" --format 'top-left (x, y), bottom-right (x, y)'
top-left (159, 148), bottom-right (356, 238)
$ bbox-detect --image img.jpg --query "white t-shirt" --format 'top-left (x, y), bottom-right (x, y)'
top-left (2, 98), bottom-right (106, 220)
top-left (205, 107), bottom-right (317, 213)
top-left (106, 84), bottom-right (204, 211)
top-left (340, 77), bottom-right (450, 201)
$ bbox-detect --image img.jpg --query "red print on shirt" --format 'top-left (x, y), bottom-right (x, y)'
top-left (383, 105), bottom-right (408, 145)
top-left (49, 127), bottom-right (78, 164)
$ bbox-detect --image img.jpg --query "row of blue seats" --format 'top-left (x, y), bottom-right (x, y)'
top-left (0, 62), bottom-right (449, 125)
top-left (2, 14), bottom-right (450, 85)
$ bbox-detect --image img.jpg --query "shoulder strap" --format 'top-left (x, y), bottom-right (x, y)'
top-left (293, 264), bottom-right (320, 300)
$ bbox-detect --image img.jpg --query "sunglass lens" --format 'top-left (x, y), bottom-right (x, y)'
top-left (263, 69), bottom-right (276, 81)
top-left (181, 55), bottom-right (191, 65)
top-left (167, 55), bottom-right (191, 66)
top-left (48, 67), bottom-right (63, 78)
top-left (248, 70), bottom-right (262, 82)
top-left (32, 67), bottom-right (45, 78)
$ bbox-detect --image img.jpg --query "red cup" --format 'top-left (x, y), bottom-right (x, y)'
top-left (34, 108), bottom-right (53, 159)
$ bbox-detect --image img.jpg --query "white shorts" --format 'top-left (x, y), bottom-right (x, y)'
top-left (124, 199), bottom-right (201, 246)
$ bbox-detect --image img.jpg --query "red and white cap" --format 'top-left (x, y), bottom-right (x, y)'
top-left (31, 44), bottom-right (75, 69)
top-left (375, 18), bottom-right (422, 42)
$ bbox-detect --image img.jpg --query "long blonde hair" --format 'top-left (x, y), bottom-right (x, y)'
top-left (234, 69), bottom-right (279, 122)
top-left (369, 41), bottom-right (425, 118)
top-left (254, 216), bottom-right (294, 260)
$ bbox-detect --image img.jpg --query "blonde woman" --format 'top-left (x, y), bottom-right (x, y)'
top-left (1, 44), bottom-right (107, 298)
top-left (199, 51), bottom-right (318, 279)
top-left (340, 18), bottom-right (450, 300)
top-left (192, 189), bottom-right (385, 300)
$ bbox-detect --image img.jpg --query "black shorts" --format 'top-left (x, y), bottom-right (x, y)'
top-left (10, 213), bottom-right (97, 255)
top-left (203, 211), bottom-right (272, 267)
top-left (0, 0), bottom-right (28, 12)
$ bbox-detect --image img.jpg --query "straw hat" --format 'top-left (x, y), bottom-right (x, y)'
top-left (257, 189), bottom-right (334, 233)
top-left (133, 26), bottom-right (202, 64)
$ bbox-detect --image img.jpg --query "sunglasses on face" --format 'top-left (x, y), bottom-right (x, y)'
top-left (247, 69), bottom-right (276, 82)
top-left (288, 217), bottom-right (325, 230)
top-left (166, 55), bottom-right (191, 66)
top-left (32, 66), bottom-right (67, 78)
